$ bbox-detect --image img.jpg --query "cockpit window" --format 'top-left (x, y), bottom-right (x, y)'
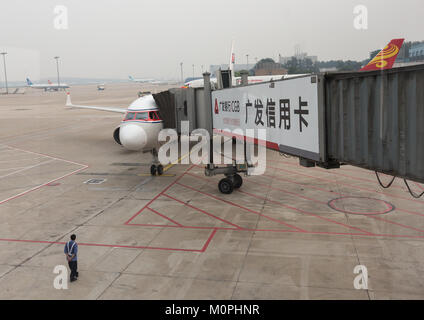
top-left (125, 112), bottom-right (135, 120)
top-left (136, 112), bottom-right (148, 120)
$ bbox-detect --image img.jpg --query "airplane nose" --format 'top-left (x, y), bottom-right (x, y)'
top-left (119, 124), bottom-right (147, 151)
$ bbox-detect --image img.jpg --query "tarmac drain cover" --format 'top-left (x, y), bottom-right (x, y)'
top-left (328, 196), bottom-right (395, 215)
top-left (84, 178), bottom-right (107, 185)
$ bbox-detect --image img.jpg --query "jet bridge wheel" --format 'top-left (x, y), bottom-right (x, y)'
top-left (218, 178), bottom-right (234, 195)
top-left (233, 174), bottom-right (243, 189)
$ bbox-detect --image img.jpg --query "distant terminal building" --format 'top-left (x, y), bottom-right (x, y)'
top-left (279, 52), bottom-right (318, 65)
top-left (255, 68), bottom-right (288, 76)
top-left (209, 64), bottom-right (254, 74)
top-left (253, 59), bottom-right (287, 76)
top-left (409, 43), bottom-right (424, 59)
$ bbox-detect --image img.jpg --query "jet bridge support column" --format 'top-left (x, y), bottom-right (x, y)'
top-left (240, 70), bottom-right (249, 86)
top-left (202, 72), bottom-right (213, 136)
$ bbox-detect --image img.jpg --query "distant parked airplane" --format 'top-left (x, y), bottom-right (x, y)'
top-left (26, 78), bottom-right (69, 91)
top-left (128, 75), bottom-right (155, 83)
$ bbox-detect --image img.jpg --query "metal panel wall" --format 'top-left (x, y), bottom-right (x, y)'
top-left (170, 88), bottom-right (197, 134)
top-left (325, 65), bottom-right (424, 183)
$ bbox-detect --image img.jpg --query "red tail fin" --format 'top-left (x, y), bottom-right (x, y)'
top-left (360, 38), bottom-right (404, 71)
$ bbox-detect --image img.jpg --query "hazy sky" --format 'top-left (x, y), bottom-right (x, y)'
top-left (0, 0), bottom-right (422, 81)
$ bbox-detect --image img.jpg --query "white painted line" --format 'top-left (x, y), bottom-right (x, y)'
top-left (0, 165), bottom-right (89, 205)
top-left (0, 145), bottom-right (86, 167)
top-left (0, 157), bottom-right (44, 164)
top-left (0, 159), bottom-right (55, 179)
top-left (0, 166), bottom-right (29, 172)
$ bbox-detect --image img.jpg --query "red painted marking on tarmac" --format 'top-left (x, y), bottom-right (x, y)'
top-left (368, 216), bottom-right (424, 233)
top-left (328, 197), bottom-right (395, 215)
top-left (176, 180), bottom-right (306, 233)
top-left (247, 179), bottom-right (328, 205)
top-left (146, 207), bottom-right (184, 227)
top-left (185, 171), bottom-right (381, 236)
top-left (261, 173), bottom-right (424, 235)
top-left (237, 189), bottom-right (374, 235)
top-left (0, 238), bottom-right (206, 253)
top-left (274, 159), bottom-right (422, 197)
top-left (263, 167), bottom-right (424, 234)
top-left (127, 224), bottom-right (239, 231)
top-left (162, 193), bottom-right (244, 230)
top-left (263, 172), bottom-right (343, 196)
top-left (415, 183), bottom-right (424, 191)
top-left (266, 166), bottom-right (424, 218)
top-left (199, 228), bottom-right (218, 252)
top-left (268, 165), bottom-right (424, 205)
top-left (124, 165), bottom-right (196, 225)
top-left (185, 171), bottom-right (371, 234)
top-left (262, 170), bottom-right (423, 235)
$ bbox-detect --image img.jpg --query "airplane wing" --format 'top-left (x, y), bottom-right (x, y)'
top-left (65, 92), bottom-right (126, 114)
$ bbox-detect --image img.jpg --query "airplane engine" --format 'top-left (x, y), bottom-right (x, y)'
top-left (113, 127), bottom-right (122, 145)
top-left (119, 124), bottom-right (147, 151)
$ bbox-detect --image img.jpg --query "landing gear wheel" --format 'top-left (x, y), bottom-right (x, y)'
top-left (150, 165), bottom-right (157, 176)
top-left (218, 178), bottom-right (234, 194)
top-left (157, 165), bottom-right (164, 176)
top-left (233, 174), bottom-right (243, 189)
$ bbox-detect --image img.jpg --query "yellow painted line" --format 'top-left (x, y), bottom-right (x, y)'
top-left (160, 136), bottom-right (219, 174)
top-left (163, 151), bottom-right (193, 172)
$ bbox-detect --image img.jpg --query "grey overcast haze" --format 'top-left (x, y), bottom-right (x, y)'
top-left (0, 0), bottom-right (422, 81)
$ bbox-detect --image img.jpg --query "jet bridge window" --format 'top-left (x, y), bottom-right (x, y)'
top-left (124, 112), bottom-right (136, 120)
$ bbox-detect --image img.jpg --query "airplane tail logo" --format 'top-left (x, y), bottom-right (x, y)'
top-left (214, 99), bottom-right (219, 114)
top-left (48, 80), bottom-right (52, 85)
top-left (129, 76), bottom-right (134, 81)
top-left (360, 38), bottom-right (404, 71)
top-left (26, 78), bottom-right (33, 86)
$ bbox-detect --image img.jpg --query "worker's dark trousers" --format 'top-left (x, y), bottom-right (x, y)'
top-left (68, 261), bottom-right (78, 280)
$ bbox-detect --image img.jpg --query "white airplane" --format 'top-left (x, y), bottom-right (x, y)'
top-left (184, 42), bottom-right (303, 88)
top-left (65, 92), bottom-right (165, 175)
top-left (128, 75), bottom-right (156, 83)
top-left (26, 78), bottom-right (69, 91)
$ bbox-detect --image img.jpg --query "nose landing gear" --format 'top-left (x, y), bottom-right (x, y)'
top-left (150, 148), bottom-right (164, 176)
top-left (150, 164), bottom-right (164, 176)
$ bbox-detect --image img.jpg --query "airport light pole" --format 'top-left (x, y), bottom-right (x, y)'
top-left (1, 52), bottom-right (9, 94)
top-left (192, 64), bottom-right (194, 79)
top-left (180, 62), bottom-right (183, 83)
top-left (54, 56), bottom-right (61, 90)
top-left (246, 54), bottom-right (249, 69)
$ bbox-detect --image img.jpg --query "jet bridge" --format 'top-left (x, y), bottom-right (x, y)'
top-left (209, 64), bottom-right (424, 195)
top-left (152, 65), bottom-right (423, 196)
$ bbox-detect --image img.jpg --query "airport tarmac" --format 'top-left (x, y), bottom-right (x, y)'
top-left (0, 83), bottom-right (423, 300)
